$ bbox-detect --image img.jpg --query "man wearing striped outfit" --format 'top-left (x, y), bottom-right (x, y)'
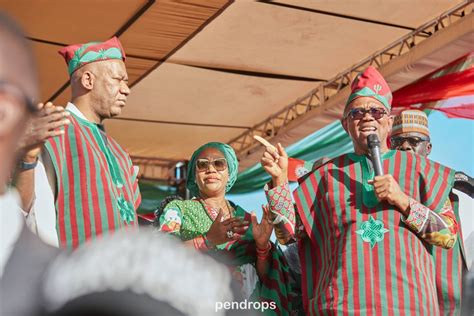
top-left (391, 109), bottom-right (473, 315)
top-left (16, 37), bottom-right (141, 249)
top-left (261, 66), bottom-right (458, 314)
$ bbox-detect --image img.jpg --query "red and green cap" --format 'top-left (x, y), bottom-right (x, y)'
top-left (58, 37), bottom-right (126, 76)
top-left (346, 66), bottom-right (392, 112)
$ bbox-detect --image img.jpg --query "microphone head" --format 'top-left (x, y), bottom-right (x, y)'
top-left (367, 134), bottom-right (380, 148)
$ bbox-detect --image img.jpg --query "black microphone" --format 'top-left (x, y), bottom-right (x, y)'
top-left (367, 134), bottom-right (384, 176)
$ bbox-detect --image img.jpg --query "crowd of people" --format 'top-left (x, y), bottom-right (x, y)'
top-left (0, 12), bottom-right (473, 316)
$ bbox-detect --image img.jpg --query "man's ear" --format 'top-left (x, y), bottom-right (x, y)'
top-left (426, 142), bottom-right (432, 156)
top-left (387, 114), bottom-right (394, 130)
top-left (341, 118), bottom-right (348, 133)
top-left (0, 100), bottom-right (25, 137)
top-left (81, 71), bottom-right (94, 91)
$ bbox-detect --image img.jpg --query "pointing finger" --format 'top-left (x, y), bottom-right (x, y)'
top-left (277, 143), bottom-right (287, 158)
top-left (254, 135), bottom-right (276, 150)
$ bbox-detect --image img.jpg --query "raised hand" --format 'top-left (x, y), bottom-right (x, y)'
top-left (251, 205), bottom-right (274, 249)
top-left (206, 210), bottom-right (250, 246)
top-left (254, 136), bottom-right (288, 186)
top-left (19, 102), bottom-right (70, 161)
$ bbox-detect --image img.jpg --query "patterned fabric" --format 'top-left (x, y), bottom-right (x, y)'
top-left (391, 110), bottom-right (430, 137)
top-left (430, 193), bottom-right (464, 315)
top-left (158, 199), bottom-right (292, 315)
top-left (289, 150), bottom-right (455, 314)
top-left (159, 206), bottom-right (182, 233)
top-left (406, 198), bottom-right (457, 249)
top-left (186, 142), bottom-right (239, 198)
top-left (192, 235), bottom-right (209, 251)
top-left (44, 111), bottom-right (140, 249)
top-left (355, 216), bottom-right (389, 248)
top-left (404, 197), bottom-right (429, 232)
top-left (265, 182), bottom-right (295, 245)
top-left (346, 66), bottom-right (393, 111)
top-left (58, 37), bottom-right (126, 75)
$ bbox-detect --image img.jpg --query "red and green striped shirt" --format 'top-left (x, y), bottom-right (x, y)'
top-left (45, 110), bottom-right (141, 249)
top-left (292, 150), bottom-right (455, 315)
top-left (430, 193), bottom-right (464, 315)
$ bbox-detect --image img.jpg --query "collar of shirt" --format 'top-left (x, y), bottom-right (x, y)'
top-left (66, 102), bottom-right (88, 121)
top-left (66, 102), bottom-right (106, 132)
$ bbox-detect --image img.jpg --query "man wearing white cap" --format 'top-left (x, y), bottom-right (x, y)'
top-left (391, 109), bottom-right (474, 315)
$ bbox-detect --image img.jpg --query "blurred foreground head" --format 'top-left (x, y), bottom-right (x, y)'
top-left (40, 228), bottom-right (234, 316)
top-left (0, 12), bottom-right (38, 194)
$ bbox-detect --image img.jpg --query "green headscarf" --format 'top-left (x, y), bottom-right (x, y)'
top-left (186, 142), bottom-right (239, 198)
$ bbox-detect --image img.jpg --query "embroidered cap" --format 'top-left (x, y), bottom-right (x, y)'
top-left (391, 110), bottom-right (430, 137)
top-left (58, 37), bottom-right (126, 75)
top-left (346, 66), bottom-right (392, 112)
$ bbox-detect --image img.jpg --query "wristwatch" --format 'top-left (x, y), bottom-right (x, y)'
top-left (19, 157), bottom-right (38, 170)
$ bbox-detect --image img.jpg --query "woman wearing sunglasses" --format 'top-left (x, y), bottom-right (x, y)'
top-left (155, 142), bottom-right (291, 315)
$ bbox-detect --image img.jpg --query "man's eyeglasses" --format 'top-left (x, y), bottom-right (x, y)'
top-left (391, 136), bottom-right (430, 148)
top-left (345, 107), bottom-right (387, 120)
top-left (0, 80), bottom-right (36, 113)
top-left (196, 158), bottom-right (228, 172)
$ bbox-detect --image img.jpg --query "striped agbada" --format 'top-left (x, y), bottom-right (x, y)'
top-left (290, 150), bottom-right (455, 315)
top-left (158, 199), bottom-right (292, 315)
top-left (430, 193), bottom-right (464, 316)
top-left (44, 110), bottom-right (141, 249)
top-left (390, 109), bottom-right (465, 315)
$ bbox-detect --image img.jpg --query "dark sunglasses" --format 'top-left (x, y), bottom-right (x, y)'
top-left (345, 107), bottom-right (387, 120)
top-left (196, 158), bottom-right (228, 172)
top-left (391, 136), bottom-right (430, 148)
top-left (0, 80), bottom-right (36, 113)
